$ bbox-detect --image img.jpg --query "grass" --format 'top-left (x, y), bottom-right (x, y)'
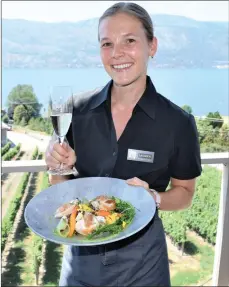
top-left (171, 232), bottom-right (214, 286)
top-left (40, 172), bottom-right (64, 286)
top-left (1, 241), bottom-right (26, 286)
top-left (42, 243), bottom-right (63, 286)
top-left (2, 151), bottom-right (42, 286)
top-left (172, 270), bottom-right (202, 286)
top-left (1, 174), bottom-right (38, 286)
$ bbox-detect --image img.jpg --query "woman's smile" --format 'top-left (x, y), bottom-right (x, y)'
top-left (111, 62), bottom-right (133, 72)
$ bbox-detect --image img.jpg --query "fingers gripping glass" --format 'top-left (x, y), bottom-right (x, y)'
top-left (48, 86), bottom-right (75, 176)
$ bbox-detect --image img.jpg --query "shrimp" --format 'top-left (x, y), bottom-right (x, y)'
top-left (90, 195), bottom-right (116, 211)
top-left (55, 199), bottom-right (79, 218)
top-left (75, 212), bottom-right (104, 236)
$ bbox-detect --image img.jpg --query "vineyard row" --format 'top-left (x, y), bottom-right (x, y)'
top-left (160, 165), bottom-right (221, 248)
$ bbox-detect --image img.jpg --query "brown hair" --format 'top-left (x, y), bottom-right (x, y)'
top-left (98, 2), bottom-right (154, 42)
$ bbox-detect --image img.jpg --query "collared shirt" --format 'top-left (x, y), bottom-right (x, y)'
top-left (67, 75), bottom-right (202, 192)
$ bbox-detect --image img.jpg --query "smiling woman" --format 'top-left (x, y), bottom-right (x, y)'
top-left (45, 2), bottom-right (202, 287)
top-left (98, 6), bottom-right (157, 88)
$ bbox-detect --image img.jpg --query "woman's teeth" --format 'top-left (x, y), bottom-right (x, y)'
top-left (112, 63), bottom-right (132, 70)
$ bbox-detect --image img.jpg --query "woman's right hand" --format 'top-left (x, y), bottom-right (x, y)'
top-left (45, 140), bottom-right (77, 171)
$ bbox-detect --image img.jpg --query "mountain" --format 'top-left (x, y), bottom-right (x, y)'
top-left (2, 15), bottom-right (229, 68)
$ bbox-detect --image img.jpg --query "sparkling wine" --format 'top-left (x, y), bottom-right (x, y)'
top-left (51, 113), bottom-right (72, 137)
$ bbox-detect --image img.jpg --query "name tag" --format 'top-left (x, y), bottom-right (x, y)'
top-left (127, 149), bottom-right (155, 163)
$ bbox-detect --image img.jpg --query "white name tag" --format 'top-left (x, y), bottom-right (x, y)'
top-left (127, 149), bottom-right (155, 163)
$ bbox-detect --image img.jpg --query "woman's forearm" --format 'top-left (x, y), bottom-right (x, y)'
top-left (155, 186), bottom-right (194, 211)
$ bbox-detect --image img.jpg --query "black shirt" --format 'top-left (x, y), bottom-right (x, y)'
top-left (67, 76), bottom-right (202, 192)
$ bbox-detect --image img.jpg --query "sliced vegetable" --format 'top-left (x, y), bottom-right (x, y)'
top-left (96, 210), bottom-right (111, 217)
top-left (106, 213), bottom-right (122, 224)
top-left (56, 216), bottom-right (70, 238)
top-left (68, 207), bottom-right (78, 237)
top-left (122, 221), bottom-right (127, 229)
top-left (79, 203), bottom-right (93, 212)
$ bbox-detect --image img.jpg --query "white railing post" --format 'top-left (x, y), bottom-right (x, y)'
top-left (212, 163), bottom-right (229, 286)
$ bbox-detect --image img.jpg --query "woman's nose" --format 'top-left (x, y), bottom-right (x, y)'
top-left (112, 43), bottom-right (125, 59)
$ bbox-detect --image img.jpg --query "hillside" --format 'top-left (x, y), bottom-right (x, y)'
top-left (2, 15), bottom-right (229, 68)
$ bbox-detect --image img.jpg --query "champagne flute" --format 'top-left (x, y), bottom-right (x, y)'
top-left (48, 86), bottom-right (75, 175)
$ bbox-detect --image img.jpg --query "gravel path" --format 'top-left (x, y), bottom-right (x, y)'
top-left (2, 130), bottom-right (50, 219)
top-left (7, 130), bottom-right (50, 153)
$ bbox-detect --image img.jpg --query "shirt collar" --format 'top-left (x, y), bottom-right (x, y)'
top-left (87, 80), bottom-right (112, 110)
top-left (88, 75), bottom-right (157, 120)
top-left (137, 76), bottom-right (157, 120)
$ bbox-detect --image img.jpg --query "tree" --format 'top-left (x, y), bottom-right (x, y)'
top-left (1, 109), bottom-right (6, 117)
top-left (206, 111), bottom-right (223, 129)
top-left (219, 124), bottom-right (229, 145)
top-left (2, 114), bottom-right (9, 124)
top-left (181, 105), bottom-right (192, 114)
top-left (20, 117), bottom-right (27, 127)
top-left (13, 105), bottom-right (34, 125)
top-left (7, 85), bottom-right (42, 119)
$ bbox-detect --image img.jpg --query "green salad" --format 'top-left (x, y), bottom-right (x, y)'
top-left (54, 195), bottom-right (135, 240)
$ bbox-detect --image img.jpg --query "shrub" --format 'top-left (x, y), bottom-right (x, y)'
top-left (1, 142), bottom-right (11, 156)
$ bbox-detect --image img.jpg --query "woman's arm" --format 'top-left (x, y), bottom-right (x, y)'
top-left (126, 177), bottom-right (196, 211)
top-left (155, 177), bottom-right (196, 211)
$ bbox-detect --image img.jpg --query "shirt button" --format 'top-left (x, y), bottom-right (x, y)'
top-left (113, 151), bottom-right (117, 156)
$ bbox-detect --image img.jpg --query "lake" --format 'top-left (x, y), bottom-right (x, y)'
top-left (2, 68), bottom-right (229, 116)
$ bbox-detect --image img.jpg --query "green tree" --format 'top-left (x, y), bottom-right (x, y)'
top-left (2, 114), bottom-right (9, 124)
top-left (13, 105), bottom-right (34, 125)
top-left (206, 111), bottom-right (223, 129)
top-left (20, 117), bottom-right (27, 127)
top-left (219, 124), bottom-right (229, 146)
top-left (181, 105), bottom-right (192, 114)
top-left (1, 109), bottom-right (6, 117)
top-left (7, 85), bottom-right (42, 119)
top-left (196, 119), bottom-right (213, 144)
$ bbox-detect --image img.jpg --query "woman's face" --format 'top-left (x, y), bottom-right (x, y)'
top-left (99, 13), bottom-right (157, 87)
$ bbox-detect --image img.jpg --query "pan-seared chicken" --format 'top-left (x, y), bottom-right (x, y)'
top-left (90, 196), bottom-right (116, 211)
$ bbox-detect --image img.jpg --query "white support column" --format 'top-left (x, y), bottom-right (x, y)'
top-left (212, 164), bottom-right (229, 286)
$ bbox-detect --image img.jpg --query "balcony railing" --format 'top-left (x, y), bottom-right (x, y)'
top-left (2, 152), bottom-right (229, 286)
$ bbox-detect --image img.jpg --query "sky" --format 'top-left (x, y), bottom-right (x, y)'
top-left (2, 1), bottom-right (229, 23)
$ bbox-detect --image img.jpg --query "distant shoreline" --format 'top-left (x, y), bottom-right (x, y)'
top-left (2, 68), bottom-right (228, 116)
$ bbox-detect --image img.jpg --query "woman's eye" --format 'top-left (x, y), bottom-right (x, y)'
top-left (101, 42), bottom-right (112, 47)
top-left (126, 38), bottom-right (135, 44)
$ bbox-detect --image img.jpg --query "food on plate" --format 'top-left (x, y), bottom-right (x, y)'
top-left (54, 195), bottom-right (135, 239)
top-left (91, 195), bottom-right (116, 211)
top-left (55, 199), bottom-right (79, 218)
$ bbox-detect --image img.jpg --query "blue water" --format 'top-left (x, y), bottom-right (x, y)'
top-left (2, 68), bottom-right (229, 115)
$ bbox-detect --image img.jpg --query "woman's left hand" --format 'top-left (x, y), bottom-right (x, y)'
top-left (126, 177), bottom-right (149, 190)
top-left (126, 177), bottom-right (156, 200)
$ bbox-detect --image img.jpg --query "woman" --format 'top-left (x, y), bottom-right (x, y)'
top-left (45, 2), bottom-right (202, 286)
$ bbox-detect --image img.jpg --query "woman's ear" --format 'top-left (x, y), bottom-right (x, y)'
top-left (149, 37), bottom-right (158, 58)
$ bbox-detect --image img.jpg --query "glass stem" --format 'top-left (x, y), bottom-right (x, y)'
top-left (59, 136), bottom-right (65, 145)
top-left (58, 136), bottom-right (65, 171)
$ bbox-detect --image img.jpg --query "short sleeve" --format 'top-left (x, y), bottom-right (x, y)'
top-left (169, 114), bottom-right (202, 180)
